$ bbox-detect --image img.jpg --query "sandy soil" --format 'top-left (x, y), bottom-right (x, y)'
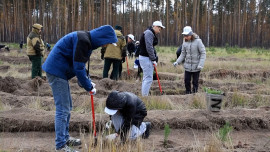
top-left (0, 50), bottom-right (270, 151)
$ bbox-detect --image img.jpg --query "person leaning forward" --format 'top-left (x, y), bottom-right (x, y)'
top-left (27, 23), bottom-right (45, 79)
top-left (42, 25), bottom-right (117, 152)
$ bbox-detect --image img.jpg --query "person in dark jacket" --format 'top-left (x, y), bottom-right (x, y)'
top-left (139, 21), bottom-right (165, 96)
top-left (19, 41), bottom-right (23, 53)
top-left (127, 34), bottom-right (136, 58)
top-left (42, 25), bottom-right (117, 152)
top-left (46, 42), bottom-right (51, 52)
top-left (104, 91), bottom-right (151, 141)
top-left (176, 45), bottom-right (182, 59)
top-left (0, 44), bottom-right (10, 51)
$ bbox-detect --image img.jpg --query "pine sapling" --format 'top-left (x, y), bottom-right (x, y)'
top-left (164, 124), bottom-right (171, 147)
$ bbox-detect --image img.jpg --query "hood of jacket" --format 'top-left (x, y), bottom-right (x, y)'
top-left (90, 25), bottom-right (118, 50)
top-left (192, 33), bottom-right (199, 39)
top-left (32, 24), bottom-right (43, 35)
top-left (106, 91), bottom-right (127, 110)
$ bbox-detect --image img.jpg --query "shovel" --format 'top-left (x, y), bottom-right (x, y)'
top-left (125, 56), bottom-right (130, 75)
top-left (154, 65), bottom-right (164, 95)
top-left (90, 92), bottom-right (97, 146)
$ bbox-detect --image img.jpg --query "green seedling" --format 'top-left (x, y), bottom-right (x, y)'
top-left (164, 124), bottom-right (171, 147)
top-left (203, 87), bottom-right (224, 95)
top-left (218, 122), bottom-right (233, 142)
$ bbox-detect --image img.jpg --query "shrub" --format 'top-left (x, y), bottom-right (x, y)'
top-left (207, 47), bottom-right (217, 54)
top-left (225, 44), bottom-right (245, 54)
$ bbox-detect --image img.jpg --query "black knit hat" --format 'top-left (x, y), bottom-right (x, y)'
top-left (105, 91), bottom-right (126, 110)
top-left (114, 25), bottom-right (122, 31)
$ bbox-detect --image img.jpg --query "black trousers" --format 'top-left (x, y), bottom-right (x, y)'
top-left (103, 58), bottom-right (121, 80)
top-left (184, 70), bottom-right (200, 94)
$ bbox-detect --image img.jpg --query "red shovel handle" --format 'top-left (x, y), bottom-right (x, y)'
top-left (90, 93), bottom-right (96, 137)
top-left (154, 65), bottom-right (163, 94)
top-left (126, 56), bottom-right (130, 75)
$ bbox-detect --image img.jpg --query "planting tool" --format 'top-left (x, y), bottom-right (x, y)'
top-left (126, 56), bottom-right (130, 75)
top-left (90, 92), bottom-right (97, 146)
top-left (154, 65), bottom-right (163, 95)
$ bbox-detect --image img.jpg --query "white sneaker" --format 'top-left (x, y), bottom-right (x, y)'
top-left (55, 145), bottom-right (79, 152)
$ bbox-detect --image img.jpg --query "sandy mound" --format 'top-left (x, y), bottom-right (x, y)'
top-left (1, 108), bottom-right (269, 132)
top-left (0, 65), bottom-right (10, 73)
top-left (0, 76), bottom-right (21, 93)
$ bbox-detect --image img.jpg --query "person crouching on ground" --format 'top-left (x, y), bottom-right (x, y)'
top-left (27, 23), bottom-right (45, 79)
top-left (139, 21), bottom-right (165, 96)
top-left (173, 26), bottom-right (206, 94)
top-left (42, 25), bottom-right (117, 152)
top-left (104, 91), bottom-right (151, 142)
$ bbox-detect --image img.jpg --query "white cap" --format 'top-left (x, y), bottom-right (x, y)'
top-left (112, 43), bottom-right (117, 46)
top-left (182, 26), bottom-right (193, 35)
top-left (153, 21), bottom-right (165, 29)
top-left (104, 107), bottom-right (118, 115)
top-left (127, 34), bottom-right (135, 41)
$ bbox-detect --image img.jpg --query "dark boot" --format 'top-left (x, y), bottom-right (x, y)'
top-left (142, 122), bottom-right (151, 139)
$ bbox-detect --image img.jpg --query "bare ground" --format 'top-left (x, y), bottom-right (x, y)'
top-left (0, 50), bottom-right (270, 151)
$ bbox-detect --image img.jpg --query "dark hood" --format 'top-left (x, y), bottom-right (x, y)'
top-left (106, 91), bottom-right (127, 110)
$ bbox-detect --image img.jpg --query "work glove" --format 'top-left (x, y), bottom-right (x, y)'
top-left (105, 133), bottom-right (118, 141)
top-left (173, 62), bottom-right (178, 67)
top-left (89, 88), bottom-right (96, 95)
top-left (101, 54), bottom-right (104, 60)
top-left (105, 120), bottom-right (112, 129)
top-left (197, 65), bottom-right (203, 70)
top-left (155, 56), bottom-right (159, 63)
top-left (122, 57), bottom-right (125, 63)
top-left (152, 61), bottom-right (157, 67)
top-left (91, 82), bottom-right (96, 88)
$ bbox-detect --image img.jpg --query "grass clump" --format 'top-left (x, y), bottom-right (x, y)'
top-left (217, 122), bottom-right (233, 142)
top-left (231, 92), bottom-right (248, 107)
top-left (142, 96), bottom-right (173, 110)
top-left (189, 94), bottom-right (206, 109)
top-left (225, 44), bottom-right (246, 54)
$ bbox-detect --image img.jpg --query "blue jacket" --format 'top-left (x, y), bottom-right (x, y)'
top-left (42, 25), bottom-right (117, 91)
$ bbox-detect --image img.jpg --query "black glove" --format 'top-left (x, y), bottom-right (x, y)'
top-left (155, 56), bottom-right (159, 63)
top-left (101, 53), bottom-right (104, 60)
top-left (101, 47), bottom-right (106, 60)
top-left (122, 57), bottom-right (125, 63)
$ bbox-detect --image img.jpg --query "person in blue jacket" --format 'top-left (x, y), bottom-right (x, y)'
top-left (42, 25), bottom-right (117, 152)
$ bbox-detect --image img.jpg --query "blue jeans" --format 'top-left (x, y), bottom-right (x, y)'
top-left (46, 73), bottom-right (72, 149)
top-left (139, 55), bottom-right (154, 96)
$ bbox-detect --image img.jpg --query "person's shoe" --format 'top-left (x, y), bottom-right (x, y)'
top-left (66, 137), bottom-right (81, 146)
top-left (55, 145), bottom-right (79, 152)
top-left (142, 122), bottom-right (151, 139)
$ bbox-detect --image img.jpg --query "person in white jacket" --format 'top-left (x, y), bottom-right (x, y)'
top-left (174, 26), bottom-right (206, 94)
